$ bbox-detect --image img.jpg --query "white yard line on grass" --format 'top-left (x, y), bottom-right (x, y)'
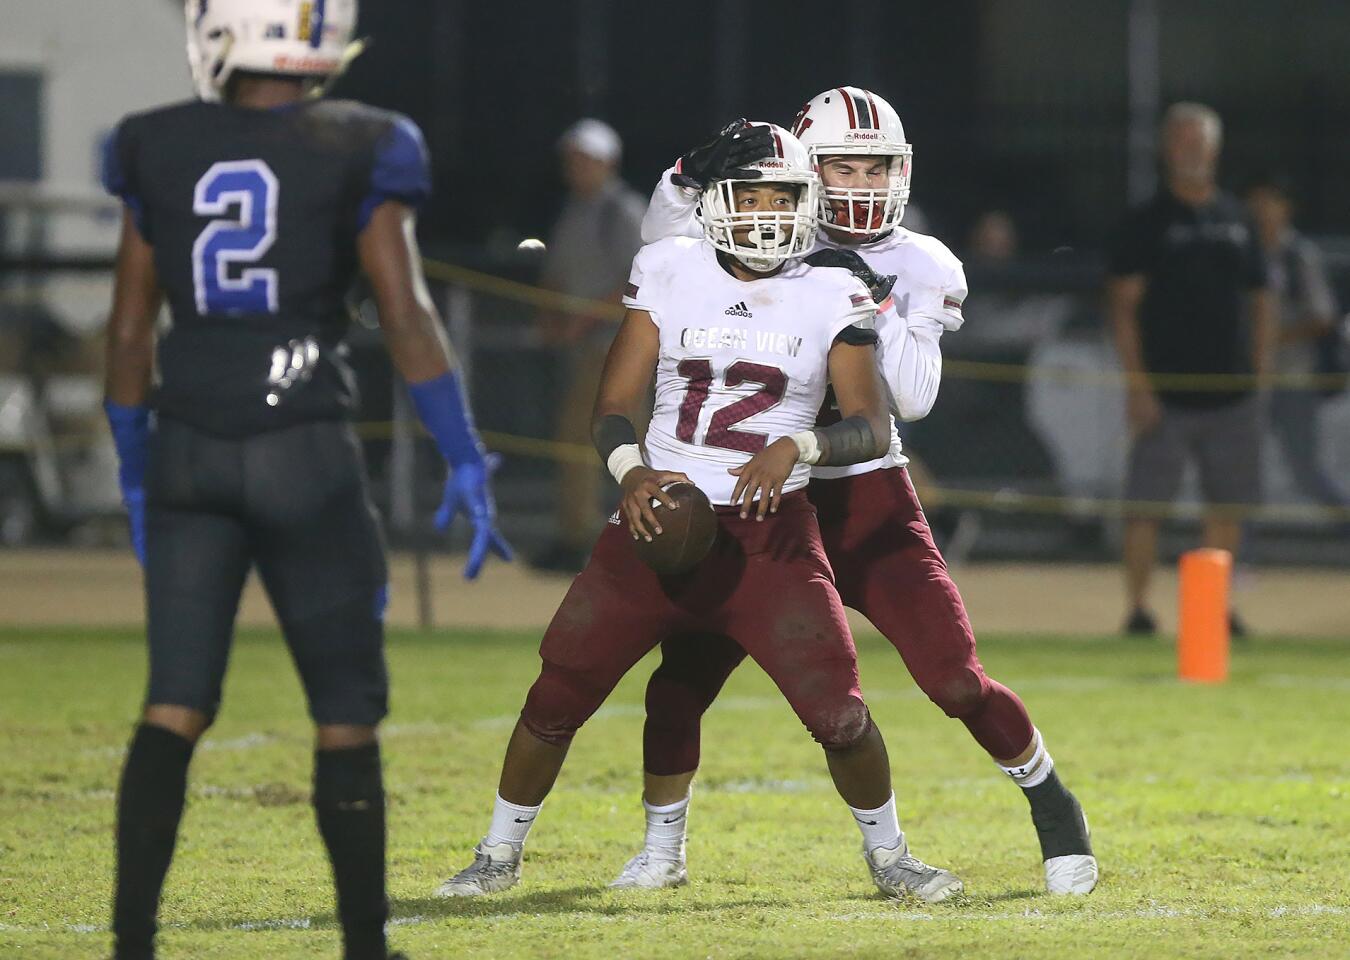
top-left (3, 904), bottom-right (1346, 936)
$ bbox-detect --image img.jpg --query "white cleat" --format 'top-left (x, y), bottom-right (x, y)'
top-left (1044, 811), bottom-right (1097, 894)
top-left (1045, 853), bottom-right (1098, 894)
top-left (865, 841), bottom-right (964, 903)
top-left (609, 850), bottom-right (688, 890)
top-left (435, 840), bottom-right (522, 897)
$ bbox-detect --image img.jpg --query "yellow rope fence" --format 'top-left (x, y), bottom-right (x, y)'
top-left (421, 256), bottom-right (1347, 393)
top-left (9, 257), bottom-right (1347, 524)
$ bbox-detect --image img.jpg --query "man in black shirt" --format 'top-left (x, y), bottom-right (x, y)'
top-left (1107, 102), bottom-right (1274, 636)
top-left (101, 2), bottom-right (510, 957)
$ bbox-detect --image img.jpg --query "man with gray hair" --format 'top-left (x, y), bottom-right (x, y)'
top-left (1107, 102), bottom-right (1276, 635)
top-left (533, 119), bottom-right (646, 571)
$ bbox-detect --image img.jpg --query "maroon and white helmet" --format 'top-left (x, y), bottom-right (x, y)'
top-left (790, 87), bottom-right (912, 237)
top-left (698, 123), bottom-right (819, 273)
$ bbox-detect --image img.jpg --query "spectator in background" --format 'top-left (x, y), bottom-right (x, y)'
top-left (1245, 174), bottom-right (1347, 516)
top-left (968, 209), bottom-right (1018, 264)
top-left (533, 119), bottom-right (646, 572)
top-left (961, 210), bottom-right (1074, 344)
top-left (1106, 102), bottom-right (1275, 637)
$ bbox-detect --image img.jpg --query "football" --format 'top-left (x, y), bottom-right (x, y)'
top-left (633, 481), bottom-right (719, 576)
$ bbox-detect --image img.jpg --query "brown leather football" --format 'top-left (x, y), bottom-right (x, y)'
top-left (633, 481), bottom-right (718, 576)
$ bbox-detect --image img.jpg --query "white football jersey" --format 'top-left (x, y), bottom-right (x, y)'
top-left (640, 166), bottom-right (967, 480)
top-left (811, 226), bottom-right (967, 479)
top-left (624, 237), bottom-right (877, 505)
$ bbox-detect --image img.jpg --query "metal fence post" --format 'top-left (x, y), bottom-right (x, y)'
top-left (1126, 0), bottom-right (1161, 205)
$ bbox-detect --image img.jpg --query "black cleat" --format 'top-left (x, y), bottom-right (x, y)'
top-left (1123, 607), bottom-right (1158, 636)
top-left (1228, 609), bottom-right (1249, 640)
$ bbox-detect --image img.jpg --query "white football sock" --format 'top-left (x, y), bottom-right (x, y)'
top-left (643, 794), bottom-right (690, 859)
top-left (485, 792), bottom-right (542, 848)
top-left (849, 793), bottom-right (903, 853)
top-left (999, 728), bottom-right (1055, 789)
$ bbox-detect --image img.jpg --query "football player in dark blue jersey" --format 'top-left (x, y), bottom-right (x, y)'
top-left (100, 2), bottom-right (509, 957)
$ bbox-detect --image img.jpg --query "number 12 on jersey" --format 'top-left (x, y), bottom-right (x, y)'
top-left (192, 159), bottom-right (279, 315)
top-left (675, 359), bottom-right (787, 454)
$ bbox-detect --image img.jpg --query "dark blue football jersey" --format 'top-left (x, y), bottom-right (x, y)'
top-left (102, 98), bottom-right (430, 436)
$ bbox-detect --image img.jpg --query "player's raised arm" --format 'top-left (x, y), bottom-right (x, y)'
top-left (103, 209), bottom-right (163, 567)
top-left (640, 120), bottom-right (775, 244)
top-left (591, 308), bottom-right (688, 541)
top-left (358, 199), bottom-right (512, 579)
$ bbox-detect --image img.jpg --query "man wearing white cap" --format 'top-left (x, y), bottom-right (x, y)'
top-left (534, 119), bottom-right (647, 571)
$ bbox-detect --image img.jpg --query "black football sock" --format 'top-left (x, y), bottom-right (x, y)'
top-left (1023, 769), bottom-right (1093, 860)
top-left (113, 724), bottom-right (196, 960)
top-left (313, 743), bottom-right (388, 960)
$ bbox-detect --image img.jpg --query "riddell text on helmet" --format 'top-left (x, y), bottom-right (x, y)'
top-left (273, 54), bottom-right (342, 72)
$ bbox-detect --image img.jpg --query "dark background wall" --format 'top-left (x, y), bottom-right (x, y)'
top-left (332, 0), bottom-right (1350, 255)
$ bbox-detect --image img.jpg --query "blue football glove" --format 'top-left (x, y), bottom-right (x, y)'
top-left (104, 400), bottom-right (149, 567)
top-left (434, 452), bottom-right (514, 580)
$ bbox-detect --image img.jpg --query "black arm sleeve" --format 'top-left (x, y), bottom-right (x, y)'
top-left (592, 413), bottom-right (639, 462)
top-left (813, 415), bottom-right (883, 467)
top-left (833, 325), bottom-right (880, 347)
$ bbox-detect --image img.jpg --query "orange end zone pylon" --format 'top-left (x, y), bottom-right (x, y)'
top-left (1178, 548), bottom-right (1232, 683)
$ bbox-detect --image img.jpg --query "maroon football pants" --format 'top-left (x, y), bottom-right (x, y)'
top-left (643, 467), bottom-right (1035, 775)
top-left (519, 492), bottom-right (873, 753)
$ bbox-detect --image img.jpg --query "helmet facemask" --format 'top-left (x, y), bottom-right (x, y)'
top-left (700, 175), bottom-right (820, 273)
top-left (792, 86), bottom-right (914, 240)
top-left (816, 149), bottom-right (912, 238)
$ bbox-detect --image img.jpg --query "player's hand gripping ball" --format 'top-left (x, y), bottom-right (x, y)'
top-left (621, 469), bottom-right (718, 575)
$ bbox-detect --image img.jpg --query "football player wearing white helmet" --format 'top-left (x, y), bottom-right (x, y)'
top-left (101, 3), bottom-right (512, 958)
top-left (185, 0), bottom-right (364, 102)
top-left (697, 123), bottom-right (820, 272)
top-left (436, 125), bottom-right (960, 906)
top-left (629, 92), bottom-right (1098, 897)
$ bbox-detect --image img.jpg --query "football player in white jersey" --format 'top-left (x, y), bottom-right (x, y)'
top-left (620, 90), bottom-right (1098, 897)
top-left (437, 126), bottom-right (962, 904)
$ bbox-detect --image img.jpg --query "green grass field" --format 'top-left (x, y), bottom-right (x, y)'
top-left (2, 626), bottom-right (1348, 959)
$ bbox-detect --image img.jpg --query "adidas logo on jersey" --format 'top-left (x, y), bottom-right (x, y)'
top-left (723, 301), bottom-right (753, 318)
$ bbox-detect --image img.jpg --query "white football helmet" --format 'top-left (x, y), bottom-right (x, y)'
top-left (698, 123), bottom-right (819, 273)
top-left (790, 87), bottom-right (912, 237)
top-left (185, 0), bottom-right (360, 102)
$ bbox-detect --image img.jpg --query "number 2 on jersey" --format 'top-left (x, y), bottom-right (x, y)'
top-left (675, 359), bottom-right (787, 454)
top-left (192, 159), bottom-right (279, 315)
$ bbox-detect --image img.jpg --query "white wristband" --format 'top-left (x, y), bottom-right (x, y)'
top-left (606, 443), bottom-right (645, 484)
top-left (790, 429), bottom-right (822, 465)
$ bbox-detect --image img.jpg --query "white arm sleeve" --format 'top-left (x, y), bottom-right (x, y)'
top-left (641, 165), bottom-right (702, 244)
top-left (881, 314), bottom-right (945, 422)
top-left (875, 257), bottom-right (967, 421)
